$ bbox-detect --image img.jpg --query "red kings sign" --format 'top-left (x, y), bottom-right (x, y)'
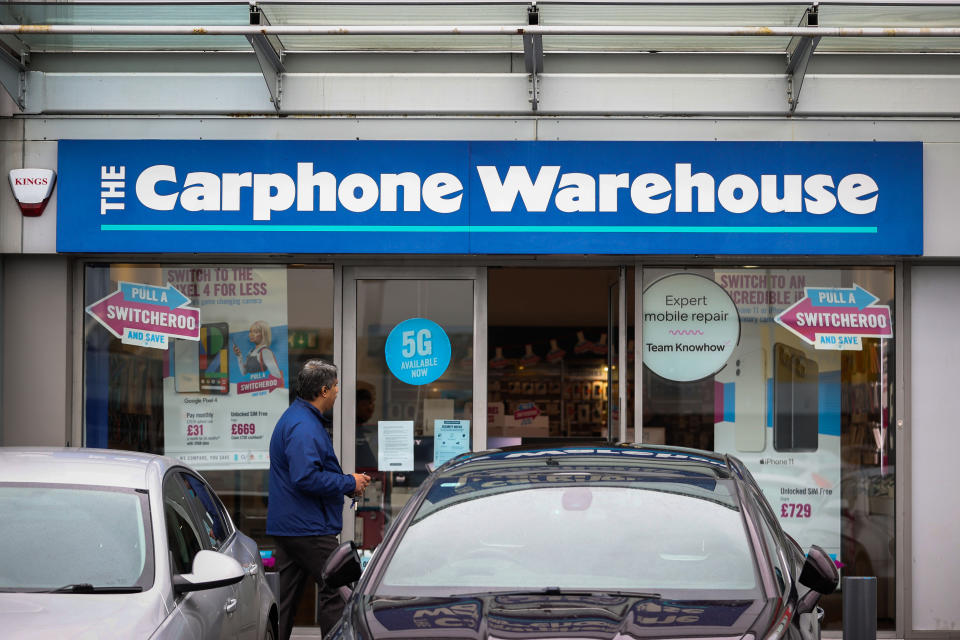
top-left (9, 168), bottom-right (56, 216)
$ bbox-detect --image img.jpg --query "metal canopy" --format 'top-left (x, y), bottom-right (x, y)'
top-left (1, 0), bottom-right (959, 113)
top-left (2, 1), bottom-right (959, 54)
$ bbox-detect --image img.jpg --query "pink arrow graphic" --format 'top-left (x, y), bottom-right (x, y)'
top-left (514, 404), bottom-right (542, 421)
top-left (86, 289), bottom-right (200, 340)
top-left (775, 296), bottom-right (892, 344)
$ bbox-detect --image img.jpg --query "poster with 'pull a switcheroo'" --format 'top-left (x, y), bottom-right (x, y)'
top-left (163, 265), bottom-right (289, 470)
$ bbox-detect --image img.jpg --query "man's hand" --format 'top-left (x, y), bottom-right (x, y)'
top-left (351, 473), bottom-right (371, 495)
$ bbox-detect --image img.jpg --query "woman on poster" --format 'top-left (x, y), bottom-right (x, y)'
top-left (233, 320), bottom-right (283, 383)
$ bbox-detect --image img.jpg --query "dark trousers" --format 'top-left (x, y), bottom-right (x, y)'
top-left (274, 534), bottom-right (345, 640)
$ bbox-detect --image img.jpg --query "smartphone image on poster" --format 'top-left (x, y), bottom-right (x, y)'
top-left (792, 353), bottom-right (820, 451)
top-left (734, 347), bottom-right (767, 452)
top-left (173, 339), bottom-right (200, 393)
top-left (199, 322), bottom-right (230, 394)
top-left (773, 343), bottom-right (820, 452)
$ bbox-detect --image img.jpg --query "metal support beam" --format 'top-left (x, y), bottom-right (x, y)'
top-left (246, 4), bottom-right (284, 111)
top-left (786, 3), bottom-right (821, 112)
top-left (25, 70), bottom-right (960, 117)
top-left (523, 4), bottom-right (543, 111)
top-left (5, 24), bottom-right (960, 38)
top-left (0, 41), bottom-right (26, 111)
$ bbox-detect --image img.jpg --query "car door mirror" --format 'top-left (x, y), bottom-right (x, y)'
top-left (799, 544), bottom-right (839, 595)
top-left (322, 541), bottom-right (362, 590)
top-left (173, 549), bottom-right (245, 593)
top-left (796, 544), bottom-right (839, 614)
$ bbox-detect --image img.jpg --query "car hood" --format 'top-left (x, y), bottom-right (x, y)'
top-left (0, 591), bottom-right (166, 639)
top-left (353, 593), bottom-right (770, 639)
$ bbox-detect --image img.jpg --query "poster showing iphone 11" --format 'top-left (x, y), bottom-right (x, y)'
top-left (773, 343), bottom-right (819, 452)
top-left (734, 347), bottom-right (767, 452)
top-left (727, 346), bottom-right (766, 452)
top-left (714, 343), bottom-right (767, 453)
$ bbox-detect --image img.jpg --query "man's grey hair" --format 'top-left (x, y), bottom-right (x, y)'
top-left (297, 359), bottom-right (338, 401)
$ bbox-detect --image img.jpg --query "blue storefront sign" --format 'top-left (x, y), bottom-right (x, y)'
top-left (57, 140), bottom-right (922, 255)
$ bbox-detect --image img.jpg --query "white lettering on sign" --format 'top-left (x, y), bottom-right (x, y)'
top-left (100, 165), bottom-right (126, 215)
top-left (796, 312), bottom-right (888, 329)
top-left (134, 163), bottom-right (464, 221)
top-left (121, 161), bottom-right (880, 220)
top-left (475, 164), bottom-right (879, 216)
top-left (106, 305), bottom-right (197, 330)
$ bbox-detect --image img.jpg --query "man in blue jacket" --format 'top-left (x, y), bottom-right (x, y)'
top-left (267, 359), bottom-right (370, 640)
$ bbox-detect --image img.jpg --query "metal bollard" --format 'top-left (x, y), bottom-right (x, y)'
top-left (842, 576), bottom-right (877, 640)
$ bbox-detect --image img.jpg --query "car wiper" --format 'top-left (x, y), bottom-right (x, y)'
top-left (47, 583), bottom-right (144, 593)
top-left (456, 587), bottom-right (662, 599)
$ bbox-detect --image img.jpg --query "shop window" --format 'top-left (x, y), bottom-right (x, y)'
top-left (641, 267), bottom-right (896, 630)
top-left (84, 263), bottom-right (333, 626)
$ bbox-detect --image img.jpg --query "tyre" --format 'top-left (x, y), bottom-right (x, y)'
top-left (263, 622), bottom-right (276, 640)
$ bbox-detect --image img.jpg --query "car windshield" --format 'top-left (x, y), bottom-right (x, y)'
top-left (0, 483), bottom-right (153, 592)
top-left (376, 457), bottom-right (760, 598)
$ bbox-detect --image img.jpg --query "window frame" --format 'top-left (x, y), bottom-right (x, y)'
top-left (177, 470), bottom-right (235, 551)
top-left (162, 470), bottom-right (208, 576)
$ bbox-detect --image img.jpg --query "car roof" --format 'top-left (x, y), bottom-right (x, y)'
top-left (443, 442), bottom-right (735, 476)
top-left (0, 447), bottom-right (180, 490)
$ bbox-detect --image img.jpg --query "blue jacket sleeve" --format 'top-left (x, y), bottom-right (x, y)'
top-left (285, 421), bottom-right (356, 497)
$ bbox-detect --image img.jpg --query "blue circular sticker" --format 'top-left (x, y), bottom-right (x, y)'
top-left (385, 318), bottom-right (452, 385)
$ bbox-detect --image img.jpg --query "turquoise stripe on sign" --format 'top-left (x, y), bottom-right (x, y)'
top-left (100, 224), bottom-right (879, 234)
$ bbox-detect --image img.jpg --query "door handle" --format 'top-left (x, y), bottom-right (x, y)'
top-left (224, 598), bottom-right (238, 614)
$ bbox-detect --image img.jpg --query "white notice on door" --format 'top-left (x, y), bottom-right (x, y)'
top-left (378, 421), bottom-right (414, 472)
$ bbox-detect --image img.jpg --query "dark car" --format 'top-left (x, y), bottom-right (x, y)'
top-left (323, 444), bottom-right (838, 640)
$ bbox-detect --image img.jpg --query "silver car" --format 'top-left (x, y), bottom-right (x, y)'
top-left (0, 448), bottom-right (277, 639)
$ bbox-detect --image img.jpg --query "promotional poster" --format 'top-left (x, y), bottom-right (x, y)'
top-left (711, 269), bottom-right (846, 565)
top-left (162, 265), bottom-right (289, 469)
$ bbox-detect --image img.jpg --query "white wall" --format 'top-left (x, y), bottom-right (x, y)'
top-left (0, 119), bottom-right (23, 254)
top-left (1, 255), bottom-right (72, 446)
top-left (909, 266), bottom-right (960, 631)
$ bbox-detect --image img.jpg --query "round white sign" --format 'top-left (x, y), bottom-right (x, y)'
top-left (642, 273), bottom-right (740, 382)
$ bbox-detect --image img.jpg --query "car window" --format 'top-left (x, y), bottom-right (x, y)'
top-left (377, 464), bottom-right (761, 596)
top-left (163, 474), bottom-right (206, 575)
top-left (0, 483), bottom-right (152, 591)
top-left (179, 472), bottom-right (230, 549)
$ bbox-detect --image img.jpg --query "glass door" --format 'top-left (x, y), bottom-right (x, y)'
top-left (341, 267), bottom-right (485, 554)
